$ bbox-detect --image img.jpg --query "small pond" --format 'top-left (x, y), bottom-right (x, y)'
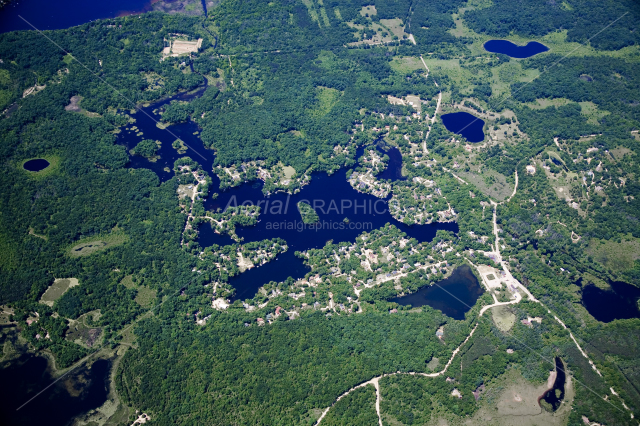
top-left (539, 357), bottom-right (566, 411)
top-left (441, 112), bottom-right (485, 143)
top-left (484, 40), bottom-right (549, 59)
top-left (581, 280), bottom-right (640, 322)
top-left (0, 355), bottom-right (110, 425)
top-left (390, 264), bottom-right (484, 320)
top-left (23, 159), bottom-right (50, 172)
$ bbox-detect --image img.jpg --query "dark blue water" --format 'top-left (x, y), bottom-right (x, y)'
top-left (204, 168), bottom-right (458, 300)
top-left (0, 0), bottom-right (152, 33)
top-left (23, 158), bottom-right (50, 171)
top-left (377, 146), bottom-right (406, 181)
top-left (117, 82), bottom-right (458, 300)
top-left (484, 40), bottom-right (549, 59)
top-left (0, 356), bottom-right (110, 425)
top-left (390, 264), bottom-right (483, 320)
top-left (582, 281), bottom-right (640, 322)
top-left (116, 85), bottom-right (213, 182)
top-left (441, 112), bottom-right (485, 143)
top-left (540, 357), bottom-right (565, 411)
top-left (198, 221), bottom-right (235, 246)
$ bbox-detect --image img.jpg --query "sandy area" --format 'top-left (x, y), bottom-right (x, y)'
top-left (237, 253), bottom-right (254, 272)
top-left (212, 298), bottom-right (229, 310)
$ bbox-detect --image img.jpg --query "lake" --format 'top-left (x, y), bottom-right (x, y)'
top-left (0, 355), bottom-right (110, 425)
top-left (115, 81), bottom-right (458, 301)
top-left (0, 0), bottom-right (153, 33)
top-left (581, 280), bottom-right (640, 322)
top-left (389, 264), bottom-right (484, 320)
top-left (441, 112), bottom-right (485, 143)
top-left (375, 144), bottom-right (406, 182)
top-left (484, 40), bottom-right (549, 59)
top-left (204, 165), bottom-right (458, 301)
top-left (23, 158), bottom-right (50, 172)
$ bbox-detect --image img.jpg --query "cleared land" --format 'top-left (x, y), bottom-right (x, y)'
top-left (586, 236), bottom-right (640, 274)
top-left (283, 166), bottom-right (296, 179)
top-left (457, 168), bottom-right (514, 201)
top-left (463, 369), bottom-right (574, 426)
top-left (121, 275), bottom-right (157, 308)
top-left (40, 278), bottom-right (79, 306)
top-left (66, 322), bottom-right (102, 348)
top-left (492, 305), bottom-right (516, 332)
top-left (134, 287), bottom-right (157, 309)
top-left (68, 233), bottom-right (128, 257)
top-left (162, 38), bottom-right (203, 59)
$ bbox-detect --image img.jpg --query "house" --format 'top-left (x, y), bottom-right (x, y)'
top-left (389, 309), bottom-right (398, 314)
top-left (257, 318), bottom-right (265, 326)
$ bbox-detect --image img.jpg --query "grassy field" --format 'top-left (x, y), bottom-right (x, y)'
top-left (457, 168), bottom-right (514, 201)
top-left (579, 101), bottom-right (610, 125)
top-left (283, 165), bottom-right (296, 179)
top-left (610, 146), bottom-right (633, 161)
top-left (301, 0), bottom-right (321, 27)
top-left (68, 232), bottom-right (128, 258)
top-left (492, 305), bottom-right (516, 332)
top-left (311, 86), bottom-right (341, 117)
top-left (40, 278), bottom-right (79, 306)
top-left (586, 236), bottom-right (640, 275)
top-left (426, 356), bottom-right (439, 371)
top-left (464, 368), bottom-right (574, 426)
top-left (389, 56), bottom-right (424, 74)
top-left (134, 287), bottom-right (157, 309)
top-left (121, 275), bottom-right (157, 308)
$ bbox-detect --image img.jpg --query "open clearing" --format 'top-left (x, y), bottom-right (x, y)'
top-left (121, 275), bottom-right (157, 308)
top-left (68, 233), bottom-right (128, 257)
top-left (283, 166), bottom-right (296, 179)
top-left (162, 38), bottom-right (203, 58)
top-left (463, 369), bottom-right (574, 426)
top-left (586, 236), bottom-right (640, 274)
top-left (66, 322), bottom-right (102, 348)
top-left (40, 278), bottom-right (79, 306)
top-left (389, 56), bottom-right (424, 74)
top-left (492, 305), bottom-right (516, 332)
top-left (134, 287), bottom-right (157, 308)
top-left (66, 310), bottom-right (102, 347)
top-left (457, 168), bottom-right (514, 201)
top-left (426, 357), bottom-right (440, 371)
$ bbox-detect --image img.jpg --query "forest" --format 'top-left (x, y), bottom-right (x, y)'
top-left (0, 0), bottom-right (640, 425)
